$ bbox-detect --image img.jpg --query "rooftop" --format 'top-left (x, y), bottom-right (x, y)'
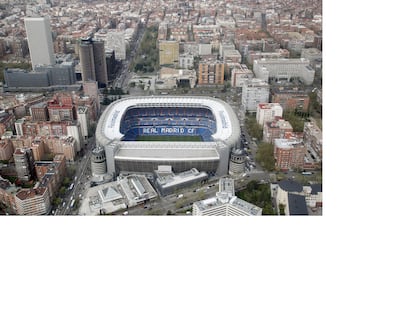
top-left (278, 180), bottom-right (303, 193)
top-left (287, 193), bottom-right (308, 215)
top-left (15, 187), bottom-right (47, 201)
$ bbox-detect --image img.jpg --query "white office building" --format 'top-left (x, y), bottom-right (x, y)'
top-left (253, 58), bottom-right (315, 85)
top-left (256, 103), bottom-right (283, 126)
top-left (24, 17), bottom-right (55, 69)
top-left (67, 123), bottom-right (83, 153)
top-left (192, 178), bottom-right (262, 216)
top-left (241, 78), bottom-right (269, 112)
top-left (106, 31), bottom-right (126, 60)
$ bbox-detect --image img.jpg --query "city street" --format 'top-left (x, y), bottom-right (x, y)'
top-left (54, 136), bottom-right (95, 215)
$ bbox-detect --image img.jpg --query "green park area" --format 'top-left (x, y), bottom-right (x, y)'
top-left (236, 180), bottom-right (274, 215)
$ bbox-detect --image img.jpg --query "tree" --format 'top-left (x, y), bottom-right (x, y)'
top-left (278, 203), bottom-right (286, 216)
top-left (256, 142), bottom-right (275, 171)
top-left (237, 181), bottom-right (273, 215)
top-left (283, 110), bottom-right (305, 132)
top-left (245, 114), bottom-right (263, 141)
top-left (62, 177), bottom-right (71, 187)
top-left (262, 202), bottom-right (275, 215)
top-left (59, 187), bottom-right (67, 196)
top-left (52, 197), bottom-right (62, 206)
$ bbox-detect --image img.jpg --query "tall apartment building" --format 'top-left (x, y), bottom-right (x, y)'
top-left (10, 135), bottom-right (33, 150)
top-left (76, 96), bottom-right (98, 122)
top-left (198, 61), bottom-right (225, 85)
top-left (79, 38), bottom-right (108, 87)
top-left (30, 102), bottom-right (49, 121)
top-left (24, 17), bottom-right (55, 69)
top-left (253, 58), bottom-right (315, 85)
top-left (274, 138), bottom-right (306, 171)
top-left (44, 136), bottom-right (76, 162)
top-left (82, 81), bottom-right (99, 101)
top-left (263, 119), bottom-right (293, 143)
top-left (30, 138), bottom-right (45, 161)
top-left (105, 49), bottom-right (118, 83)
top-left (241, 79), bottom-right (269, 112)
top-left (16, 120), bottom-right (73, 137)
top-left (14, 187), bottom-right (50, 215)
top-left (256, 103), bottom-right (283, 127)
top-left (0, 111), bottom-right (15, 136)
top-left (304, 121), bottom-right (322, 162)
top-left (77, 106), bottom-right (89, 141)
top-left (192, 178), bottom-right (262, 216)
top-left (14, 148), bottom-right (35, 182)
top-left (47, 100), bottom-right (75, 122)
top-left (159, 40), bottom-right (179, 66)
top-left (67, 123), bottom-right (83, 152)
top-left (0, 177), bottom-right (19, 211)
top-left (231, 65), bottom-right (254, 88)
top-left (35, 155), bottom-right (66, 202)
top-left (0, 139), bottom-right (14, 161)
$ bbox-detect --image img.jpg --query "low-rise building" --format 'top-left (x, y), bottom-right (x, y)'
top-left (247, 50), bottom-right (290, 64)
top-left (155, 166), bottom-right (208, 196)
top-left (271, 87), bottom-right (310, 112)
top-left (157, 67), bottom-right (197, 89)
top-left (192, 178), bottom-right (262, 216)
top-left (273, 180), bottom-right (307, 216)
top-left (253, 58), bottom-right (315, 85)
top-left (78, 174), bottom-right (158, 215)
top-left (273, 180), bottom-right (322, 216)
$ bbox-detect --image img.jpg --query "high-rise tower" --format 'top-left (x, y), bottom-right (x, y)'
top-left (79, 38), bottom-right (108, 87)
top-left (24, 17), bottom-right (55, 69)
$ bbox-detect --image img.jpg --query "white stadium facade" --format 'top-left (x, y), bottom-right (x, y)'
top-left (95, 96), bottom-right (241, 177)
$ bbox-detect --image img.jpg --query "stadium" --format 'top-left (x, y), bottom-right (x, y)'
top-left (95, 96), bottom-right (241, 177)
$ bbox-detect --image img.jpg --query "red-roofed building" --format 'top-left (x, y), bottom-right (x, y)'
top-left (14, 187), bottom-right (50, 215)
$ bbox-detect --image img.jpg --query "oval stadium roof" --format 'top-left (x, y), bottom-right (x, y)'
top-left (96, 96), bottom-right (240, 148)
